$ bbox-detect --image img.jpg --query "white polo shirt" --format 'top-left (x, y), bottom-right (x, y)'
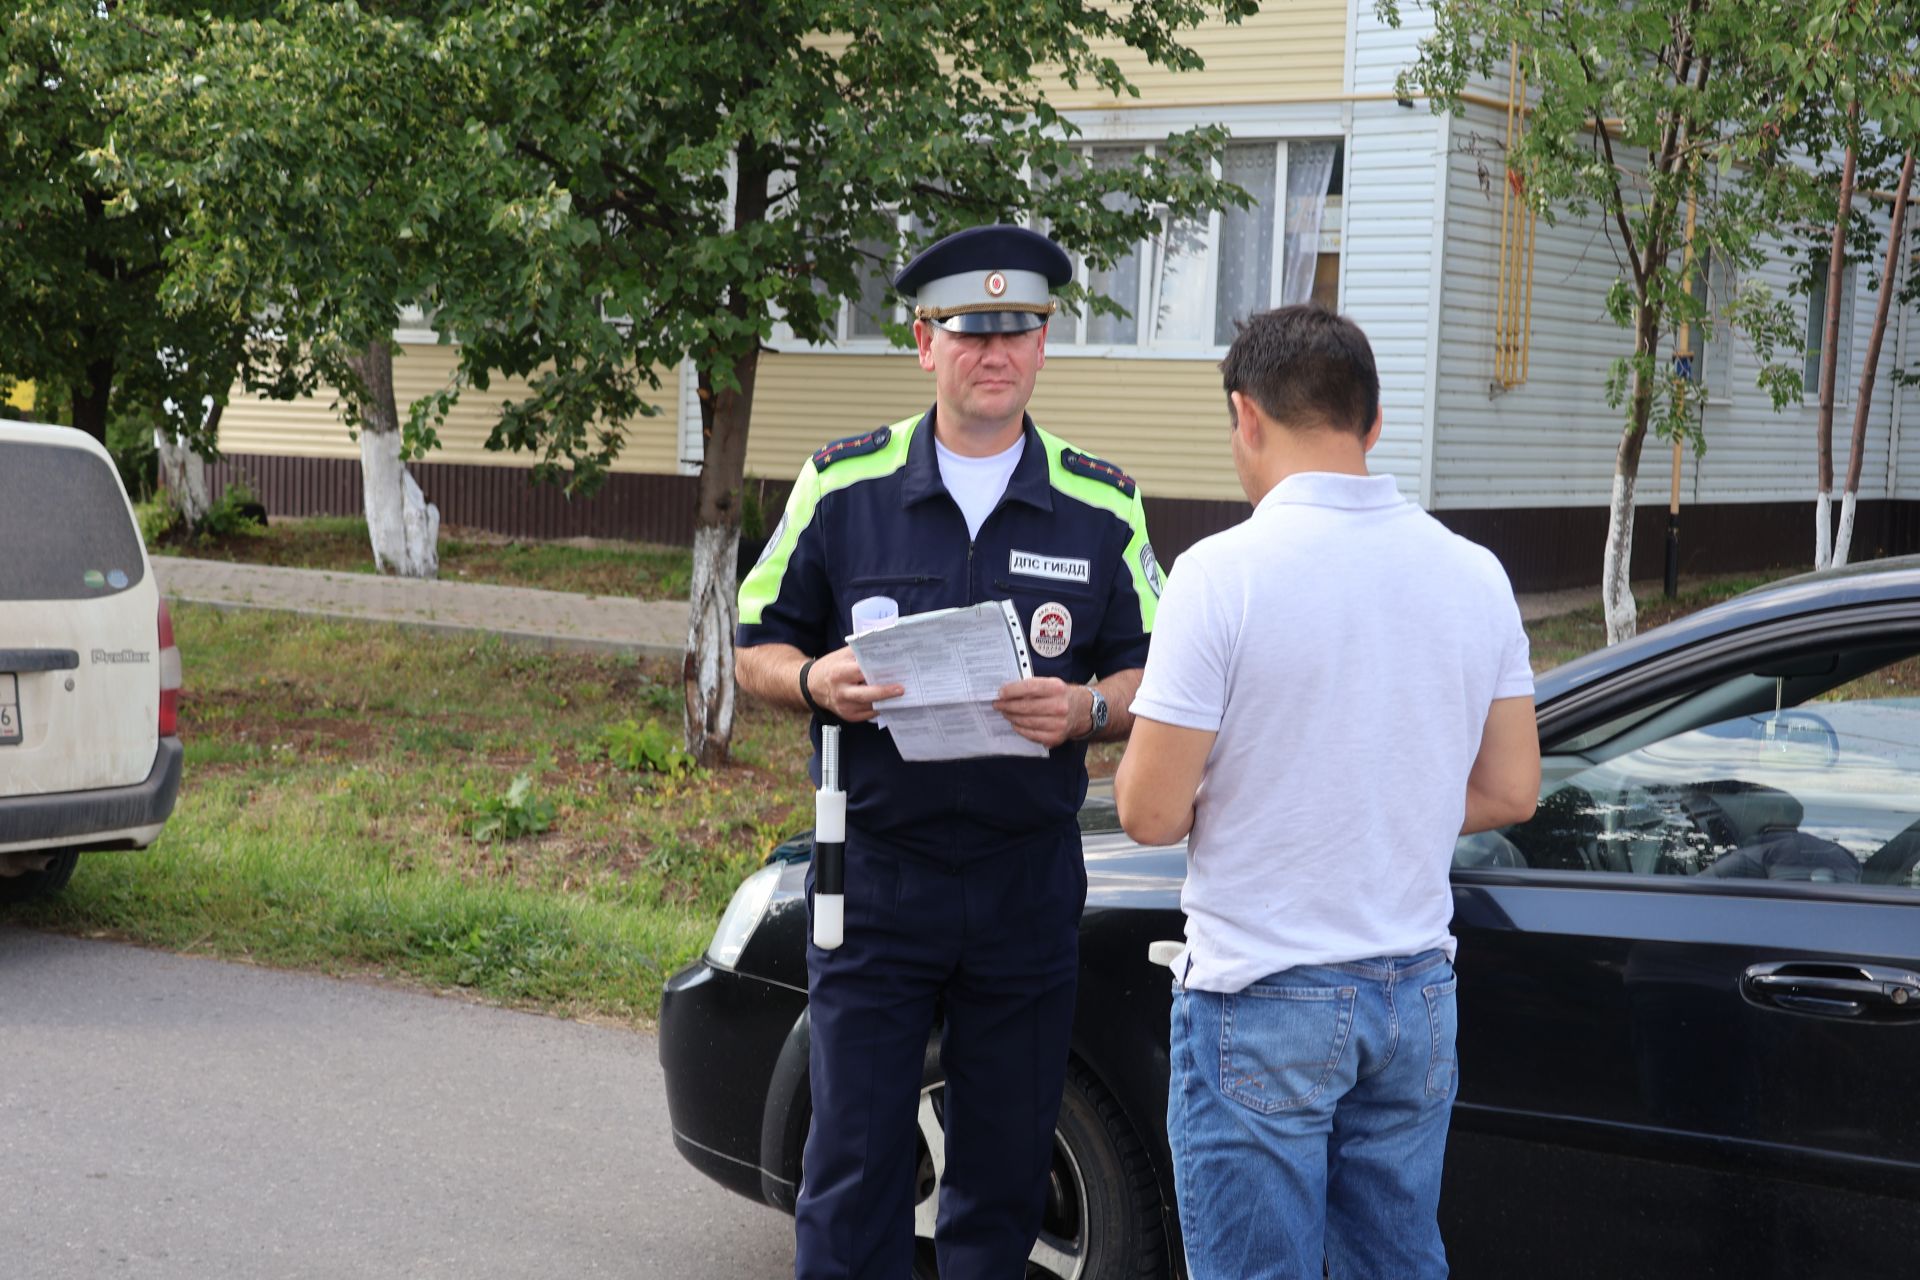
top-left (1132, 472), bottom-right (1533, 993)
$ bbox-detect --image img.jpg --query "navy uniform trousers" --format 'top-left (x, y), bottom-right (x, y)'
top-left (795, 824), bottom-right (1087, 1280)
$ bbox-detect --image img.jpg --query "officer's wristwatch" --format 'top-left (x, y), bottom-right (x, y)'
top-left (1076, 685), bottom-right (1109, 741)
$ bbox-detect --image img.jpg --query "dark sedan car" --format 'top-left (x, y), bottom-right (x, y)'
top-left (661, 558), bottom-right (1920, 1279)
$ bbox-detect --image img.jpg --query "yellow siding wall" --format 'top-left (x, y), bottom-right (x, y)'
top-left (746, 352), bottom-right (1241, 502)
top-left (809, 4), bottom-right (1347, 109)
top-left (217, 343), bottom-right (682, 475)
top-left (221, 344), bottom-right (1242, 502)
top-left (1043, 3), bottom-right (1347, 108)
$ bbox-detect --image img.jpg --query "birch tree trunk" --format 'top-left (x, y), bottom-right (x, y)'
top-left (154, 416), bottom-right (214, 526)
top-left (345, 338), bottom-right (439, 578)
top-left (1602, 303), bottom-right (1663, 645)
top-left (1814, 127), bottom-right (1858, 569)
top-left (683, 353), bottom-right (755, 768)
top-left (681, 145), bottom-right (771, 766)
top-left (1833, 149), bottom-right (1914, 568)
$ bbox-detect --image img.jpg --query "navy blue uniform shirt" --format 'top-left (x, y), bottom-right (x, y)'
top-left (738, 407), bottom-right (1160, 862)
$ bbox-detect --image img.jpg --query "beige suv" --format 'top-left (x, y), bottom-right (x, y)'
top-left (0, 421), bottom-right (183, 902)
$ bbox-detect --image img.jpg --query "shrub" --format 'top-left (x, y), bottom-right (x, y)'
top-left (586, 717), bottom-right (699, 779)
top-left (105, 407), bottom-right (163, 502)
top-left (465, 773), bottom-right (558, 842)
top-left (197, 481), bottom-right (266, 539)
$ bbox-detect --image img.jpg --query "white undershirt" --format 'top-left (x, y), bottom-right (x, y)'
top-left (936, 435), bottom-right (1024, 539)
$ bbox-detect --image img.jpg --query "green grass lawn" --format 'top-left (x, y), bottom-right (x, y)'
top-left (6, 570), bottom-right (1823, 1025)
top-left (153, 512), bottom-right (694, 600)
top-left (11, 603), bottom-right (811, 1025)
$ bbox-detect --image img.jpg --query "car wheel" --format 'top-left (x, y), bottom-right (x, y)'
top-left (0, 848), bottom-right (79, 904)
top-left (910, 1058), bottom-right (1169, 1280)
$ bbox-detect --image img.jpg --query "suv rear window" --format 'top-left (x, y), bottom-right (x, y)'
top-left (0, 440), bottom-right (146, 601)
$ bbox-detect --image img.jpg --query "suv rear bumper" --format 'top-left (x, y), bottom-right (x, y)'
top-left (0, 737), bottom-right (184, 851)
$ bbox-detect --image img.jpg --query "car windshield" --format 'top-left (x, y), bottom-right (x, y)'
top-left (0, 439), bottom-right (145, 601)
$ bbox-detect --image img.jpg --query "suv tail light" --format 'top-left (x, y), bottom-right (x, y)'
top-left (158, 599), bottom-right (181, 737)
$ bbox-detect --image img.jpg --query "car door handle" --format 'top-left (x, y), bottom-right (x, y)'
top-left (0, 648), bottom-right (79, 672)
top-left (1740, 962), bottom-right (1920, 1022)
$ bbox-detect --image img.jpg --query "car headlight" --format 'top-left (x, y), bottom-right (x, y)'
top-left (706, 862), bottom-right (784, 971)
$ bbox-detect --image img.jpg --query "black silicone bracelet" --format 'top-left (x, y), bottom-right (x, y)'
top-left (799, 657), bottom-right (828, 717)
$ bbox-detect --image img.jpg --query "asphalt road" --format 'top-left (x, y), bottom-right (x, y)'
top-left (0, 926), bottom-right (794, 1279)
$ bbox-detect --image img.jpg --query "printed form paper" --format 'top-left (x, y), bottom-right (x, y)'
top-left (847, 600), bottom-right (1047, 761)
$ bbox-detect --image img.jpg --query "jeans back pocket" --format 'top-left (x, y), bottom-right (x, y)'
top-left (1218, 985), bottom-right (1357, 1114)
top-left (1421, 974), bottom-right (1459, 1101)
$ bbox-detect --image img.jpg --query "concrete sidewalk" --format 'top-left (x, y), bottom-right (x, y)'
top-left (153, 556), bottom-right (690, 660)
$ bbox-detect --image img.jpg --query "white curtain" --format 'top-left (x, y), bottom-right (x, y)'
top-left (1212, 144), bottom-right (1279, 345)
top-left (1087, 147), bottom-right (1144, 345)
top-left (1281, 141), bottom-right (1338, 307)
top-left (1151, 213), bottom-right (1212, 345)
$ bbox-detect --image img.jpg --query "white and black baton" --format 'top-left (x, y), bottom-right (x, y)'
top-left (813, 724), bottom-right (846, 950)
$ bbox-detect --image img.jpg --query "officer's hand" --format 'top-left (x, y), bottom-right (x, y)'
top-left (809, 647), bottom-right (904, 724)
top-left (993, 677), bottom-right (1082, 749)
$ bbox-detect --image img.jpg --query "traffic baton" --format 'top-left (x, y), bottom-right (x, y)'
top-left (813, 724), bottom-right (846, 950)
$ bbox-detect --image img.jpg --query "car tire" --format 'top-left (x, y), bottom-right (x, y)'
top-left (911, 1055), bottom-right (1170, 1280)
top-left (0, 848), bottom-right (79, 904)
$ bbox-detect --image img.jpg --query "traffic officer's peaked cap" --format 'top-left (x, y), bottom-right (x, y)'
top-left (893, 224), bottom-right (1073, 334)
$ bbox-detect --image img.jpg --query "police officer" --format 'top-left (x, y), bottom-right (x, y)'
top-left (735, 224), bottom-right (1161, 1280)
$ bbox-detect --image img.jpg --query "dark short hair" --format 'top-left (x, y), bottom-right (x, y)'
top-left (1219, 305), bottom-right (1379, 438)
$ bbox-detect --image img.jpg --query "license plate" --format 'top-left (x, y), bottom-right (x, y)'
top-left (0, 673), bottom-right (19, 745)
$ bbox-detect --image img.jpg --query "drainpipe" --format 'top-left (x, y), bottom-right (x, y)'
top-left (1886, 233), bottom-right (1911, 554)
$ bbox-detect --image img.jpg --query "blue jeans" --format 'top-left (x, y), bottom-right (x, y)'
top-left (1169, 950), bottom-right (1459, 1280)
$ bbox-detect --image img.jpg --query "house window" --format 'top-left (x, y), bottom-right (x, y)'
top-left (848, 235), bottom-right (901, 340)
top-left (1049, 138), bottom-right (1344, 351)
top-left (1804, 254), bottom-right (1856, 399)
top-left (812, 138), bottom-right (1346, 354)
top-left (1677, 248), bottom-right (1726, 396)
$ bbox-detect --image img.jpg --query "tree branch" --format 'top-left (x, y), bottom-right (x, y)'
top-left (909, 180), bottom-right (1001, 214)
top-left (1586, 66), bottom-right (1645, 287)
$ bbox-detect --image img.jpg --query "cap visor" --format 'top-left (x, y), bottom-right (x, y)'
top-left (933, 310), bottom-right (1049, 334)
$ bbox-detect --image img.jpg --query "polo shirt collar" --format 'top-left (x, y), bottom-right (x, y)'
top-left (901, 406), bottom-right (1053, 513)
top-left (1257, 471), bottom-right (1404, 515)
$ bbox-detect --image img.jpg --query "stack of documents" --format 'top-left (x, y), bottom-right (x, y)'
top-left (847, 600), bottom-right (1046, 761)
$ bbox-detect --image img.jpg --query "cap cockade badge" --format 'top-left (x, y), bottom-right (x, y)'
top-left (985, 271), bottom-right (1008, 298)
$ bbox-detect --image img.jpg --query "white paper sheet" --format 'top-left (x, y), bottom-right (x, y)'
top-left (847, 600), bottom-right (1046, 761)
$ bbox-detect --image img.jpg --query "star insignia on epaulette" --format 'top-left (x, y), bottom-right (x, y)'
top-left (1059, 448), bottom-right (1136, 498)
top-left (812, 425), bottom-right (893, 471)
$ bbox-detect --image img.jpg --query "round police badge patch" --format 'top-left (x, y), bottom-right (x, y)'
top-left (1031, 602), bottom-right (1072, 659)
top-left (986, 271), bottom-right (1008, 298)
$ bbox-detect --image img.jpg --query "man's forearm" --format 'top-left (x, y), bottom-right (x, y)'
top-left (1088, 667), bottom-right (1143, 742)
top-left (736, 642), bottom-right (810, 712)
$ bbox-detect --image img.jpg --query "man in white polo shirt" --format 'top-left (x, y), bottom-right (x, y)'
top-left (1113, 305), bottom-right (1541, 1279)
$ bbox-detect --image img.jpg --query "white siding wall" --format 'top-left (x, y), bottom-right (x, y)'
top-left (1346, 0), bottom-right (1448, 502)
top-left (1691, 234), bottom-right (1901, 506)
top-left (1868, 231), bottom-right (1918, 502)
top-left (1431, 99), bottom-right (1912, 513)
top-left (1431, 102), bottom-right (1642, 508)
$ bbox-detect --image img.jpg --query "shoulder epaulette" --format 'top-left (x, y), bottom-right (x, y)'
top-left (1059, 447), bottom-right (1136, 498)
top-left (812, 425), bottom-right (893, 472)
